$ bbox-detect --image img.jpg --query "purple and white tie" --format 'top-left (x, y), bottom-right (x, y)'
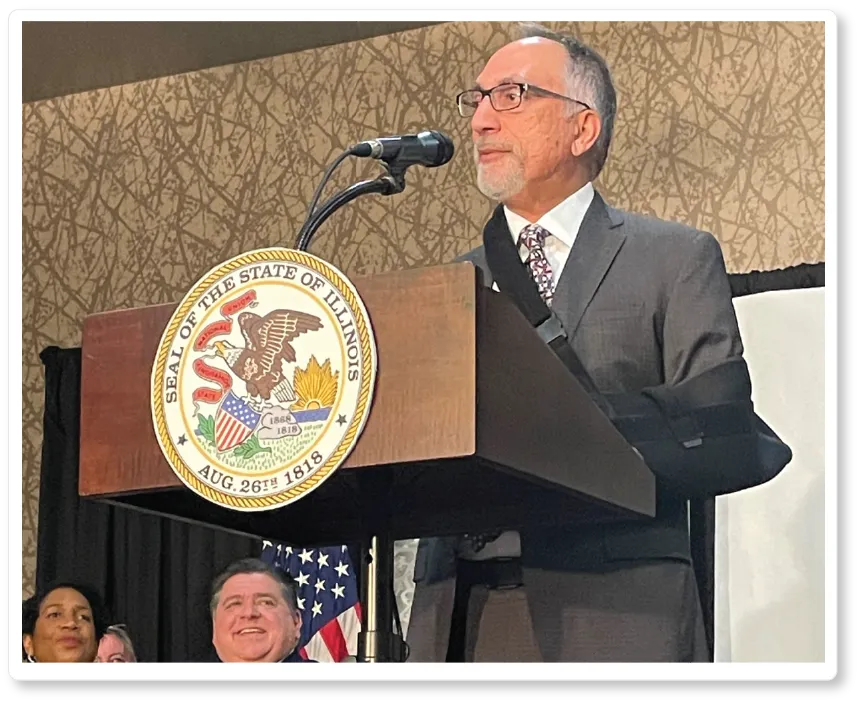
top-left (518, 224), bottom-right (555, 305)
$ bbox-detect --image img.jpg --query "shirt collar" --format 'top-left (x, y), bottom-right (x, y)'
top-left (503, 181), bottom-right (595, 249)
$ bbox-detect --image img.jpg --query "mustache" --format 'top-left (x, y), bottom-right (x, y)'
top-left (473, 140), bottom-right (516, 153)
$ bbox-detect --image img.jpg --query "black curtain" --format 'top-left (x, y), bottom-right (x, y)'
top-left (729, 262), bottom-right (824, 298)
top-left (36, 346), bottom-right (259, 663)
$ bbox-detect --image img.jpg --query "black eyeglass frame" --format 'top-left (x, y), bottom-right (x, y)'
top-left (455, 82), bottom-right (593, 117)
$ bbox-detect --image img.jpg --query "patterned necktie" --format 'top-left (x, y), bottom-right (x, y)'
top-left (518, 224), bottom-right (555, 305)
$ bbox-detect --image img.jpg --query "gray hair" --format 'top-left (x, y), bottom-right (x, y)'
top-left (209, 557), bottom-right (299, 617)
top-left (103, 624), bottom-right (137, 662)
top-left (517, 22), bottom-right (617, 180)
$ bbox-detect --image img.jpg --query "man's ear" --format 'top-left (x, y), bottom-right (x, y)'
top-left (23, 634), bottom-right (34, 657)
top-left (570, 110), bottom-right (601, 158)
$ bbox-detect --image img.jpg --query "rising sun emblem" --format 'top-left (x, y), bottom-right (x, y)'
top-left (292, 356), bottom-right (339, 411)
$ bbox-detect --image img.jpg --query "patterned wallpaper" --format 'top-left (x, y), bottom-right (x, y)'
top-left (22, 21), bottom-right (825, 599)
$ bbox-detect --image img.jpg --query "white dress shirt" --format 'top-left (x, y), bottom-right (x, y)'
top-left (502, 181), bottom-right (595, 294)
top-left (461, 182), bottom-right (595, 561)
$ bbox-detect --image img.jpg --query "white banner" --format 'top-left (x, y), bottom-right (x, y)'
top-left (715, 287), bottom-right (825, 662)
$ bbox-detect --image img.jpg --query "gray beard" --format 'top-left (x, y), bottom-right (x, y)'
top-left (476, 164), bottom-right (526, 202)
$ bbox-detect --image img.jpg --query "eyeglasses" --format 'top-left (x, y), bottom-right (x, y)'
top-left (455, 82), bottom-right (591, 117)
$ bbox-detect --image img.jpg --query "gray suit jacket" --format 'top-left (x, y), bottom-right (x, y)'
top-left (410, 190), bottom-right (743, 611)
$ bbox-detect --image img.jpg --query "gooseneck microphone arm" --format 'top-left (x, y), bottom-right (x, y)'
top-left (294, 168), bottom-right (406, 252)
top-left (294, 130), bottom-right (454, 253)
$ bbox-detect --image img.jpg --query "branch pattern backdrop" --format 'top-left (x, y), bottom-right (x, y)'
top-left (22, 21), bottom-right (825, 596)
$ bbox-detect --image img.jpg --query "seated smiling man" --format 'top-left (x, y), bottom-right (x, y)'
top-left (210, 558), bottom-right (314, 663)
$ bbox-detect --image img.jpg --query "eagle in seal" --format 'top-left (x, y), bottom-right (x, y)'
top-left (214, 309), bottom-right (323, 409)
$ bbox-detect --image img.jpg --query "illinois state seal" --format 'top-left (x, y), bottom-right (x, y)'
top-left (151, 248), bottom-right (376, 511)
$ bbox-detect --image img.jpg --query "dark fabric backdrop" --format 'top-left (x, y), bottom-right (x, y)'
top-left (35, 346), bottom-right (259, 663)
top-left (729, 262), bottom-right (824, 297)
top-left (32, 262), bottom-right (824, 663)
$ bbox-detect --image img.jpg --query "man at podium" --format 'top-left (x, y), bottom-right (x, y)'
top-left (407, 24), bottom-right (746, 663)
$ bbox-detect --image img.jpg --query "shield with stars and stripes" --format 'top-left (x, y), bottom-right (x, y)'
top-left (214, 391), bottom-right (262, 451)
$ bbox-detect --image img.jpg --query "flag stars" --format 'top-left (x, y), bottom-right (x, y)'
top-left (257, 543), bottom-right (362, 662)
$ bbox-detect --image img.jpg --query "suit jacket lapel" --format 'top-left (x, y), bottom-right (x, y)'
top-left (553, 191), bottom-right (626, 337)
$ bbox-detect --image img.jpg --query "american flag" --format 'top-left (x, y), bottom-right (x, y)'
top-left (261, 541), bottom-right (362, 663)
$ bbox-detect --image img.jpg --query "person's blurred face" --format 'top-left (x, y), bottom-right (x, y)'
top-left (23, 587), bottom-right (98, 663)
top-left (212, 572), bottom-right (302, 663)
top-left (96, 632), bottom-right (134, 662)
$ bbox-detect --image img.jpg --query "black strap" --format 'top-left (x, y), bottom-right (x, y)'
top-left (481, 206), bottom-right (616, 418)
top-left (641, 385), bottom-right (705, 448)
top-left (612, 403), bottom-right (752, 445)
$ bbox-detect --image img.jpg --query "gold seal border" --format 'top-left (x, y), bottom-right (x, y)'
top-left (151, 248), bottom-right (375, 511)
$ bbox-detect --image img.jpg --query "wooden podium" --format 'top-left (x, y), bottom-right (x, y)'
top-left (79, 262), bottom-right (655, 661)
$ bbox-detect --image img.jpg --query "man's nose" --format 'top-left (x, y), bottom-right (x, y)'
top-left (240, 601), bottom-right (261, 617)
top-left (471, 94), bottom-right (501, 137)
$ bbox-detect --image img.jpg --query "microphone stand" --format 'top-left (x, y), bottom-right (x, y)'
top-left (294, 162), bottom-right (409, 663)
top-left (295, 166), bottom-right (406, 252)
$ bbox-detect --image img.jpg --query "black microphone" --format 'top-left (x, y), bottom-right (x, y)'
top-left (349, 130), bottom-right (454, 168)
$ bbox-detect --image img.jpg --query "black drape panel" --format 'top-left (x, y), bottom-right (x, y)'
top-left (729, 262), bottom-right (824, 298)
top-left (36, 346), bottom-right (259, 662)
